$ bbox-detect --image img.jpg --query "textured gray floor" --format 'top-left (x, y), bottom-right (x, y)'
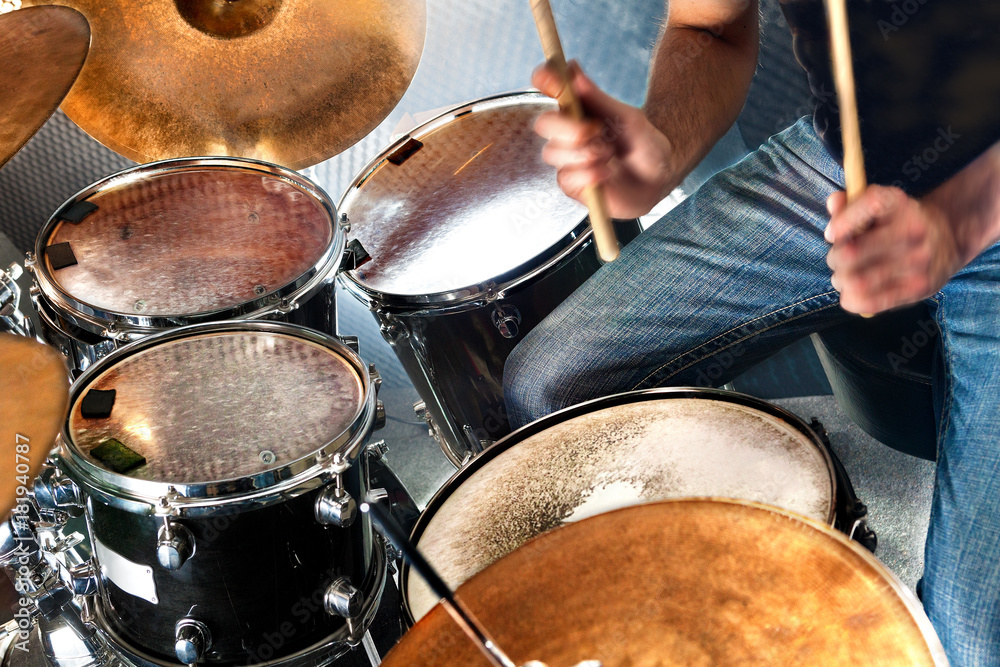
top-left (775, 396), bottom-right (935, 591)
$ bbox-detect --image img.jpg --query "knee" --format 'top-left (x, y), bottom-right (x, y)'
top-left (503, 332), bottom-right (557, 430)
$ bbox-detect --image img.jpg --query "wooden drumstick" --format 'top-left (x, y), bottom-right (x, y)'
top-left (529, 0), bottom-right (620, 263)
top-left (825, 0), bottom-right (873, 317)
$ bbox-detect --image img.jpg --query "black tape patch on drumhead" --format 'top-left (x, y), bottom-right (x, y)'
top-left (386, 138), bottom-right (424, 166)
top-left (45, 242), bottom-right (78, 270)
top-left (58, 200), bottom-right (98, 224)
top-left (81, 388), bottom-right (116, 418)
top-left (90, 438), bottom-right (146, 473)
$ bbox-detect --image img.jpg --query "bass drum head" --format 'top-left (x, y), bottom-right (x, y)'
top-left (66, 323), bottom-right (365, 491)
top-left (389, 500), bottom-right (947, 666)
top-left (340, 92), bottom-right (589, 302)
top-left (406, 389), bottom-right (836, 621)
top-left (37, 158), bottom-right (337, 321)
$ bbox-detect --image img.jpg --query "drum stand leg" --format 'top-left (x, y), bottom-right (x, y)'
top-left (360, 631), bottom-right (381, 666)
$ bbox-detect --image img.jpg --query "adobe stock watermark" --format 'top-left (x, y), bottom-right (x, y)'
top-left (891, 126), bottom-right (961, 187)
top-left (8, 433), bottom-right (34, 653)
top-left (886, 317), bottom-right (938, 372)
top-left (877, 0), bottom-right (930, 40)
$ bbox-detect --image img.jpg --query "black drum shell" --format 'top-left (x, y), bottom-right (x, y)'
top-left (89, 461), bottom-right (372, 665)
top-left (375, 219), bottom-right (642, 465)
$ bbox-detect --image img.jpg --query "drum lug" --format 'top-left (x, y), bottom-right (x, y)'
top-left (323, 577), bottom-right (362, 619)
top-left (315, 479), bottom-right (357, 528)
top-left (175, 617), bottom-right (212, 666)
top-left (365, 439), bottom-right (389, 462)
top-left (156, 518), bottom-right (195, 571)
top-left (339, 212), bottom-right (351, 233)
top-left (491, 303), bottom-right (522, 339)
top-left (339, 335), bottom-right (360, 354)
top-left (374, 400), bottom-right (386, 431)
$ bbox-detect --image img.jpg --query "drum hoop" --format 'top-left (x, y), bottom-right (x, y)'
top-left (338, 91), bottom-right (605, 310)
top-left (29, 157), bottom-right (344, 339)
top-left (89, 535), bottom-right (389, 667)
top-left (400, 387), bottom-right (840, 624)
top-left (58, 320), bottom-right (376, 515)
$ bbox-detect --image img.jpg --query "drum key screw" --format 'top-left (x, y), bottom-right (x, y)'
top-left (175, 617), bottom-right (212, 666)
top-left (324, 577), bottom-right (362, 619)
top-left (339, 212), bottom-right (350, 232)
top-left (259, 450), bottom-right (277, 464)
top-left (253, 284), bottom-right (266, 296)
top-left (133, 299), bottom-right (147, 312)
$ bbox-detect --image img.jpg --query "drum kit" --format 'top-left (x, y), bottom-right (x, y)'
top-left (0, 1), bottom-right (949, 666)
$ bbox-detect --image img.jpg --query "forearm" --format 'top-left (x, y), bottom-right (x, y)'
top-left (644, 0), bottom-right (759, 184)
top-left (925, 140), bottom-right (1000, 265)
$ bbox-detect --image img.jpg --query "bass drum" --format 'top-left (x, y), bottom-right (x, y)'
top-left (388, 500), bottom-right (946, 666)
top-left (338, 91), bottom-right (641, 466)
top-left (403, 388), bottom-right (871, 623)
top-left (28, 157), bottom-right (344, 375)
top-left (52, 321), bottom-right (386, 667)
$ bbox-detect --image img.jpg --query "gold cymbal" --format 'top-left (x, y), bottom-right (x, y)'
top-left (21, 0), bottom-right (426, 170)
top-left (0, 334), bottom-right (69, 518)
top-left (386, 500), bottom-right (947, 666)
top-left (0, 5), bottom-right (89, 169)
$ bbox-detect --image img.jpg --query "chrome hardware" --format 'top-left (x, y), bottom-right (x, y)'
top-left (373, 400), bottom-right (386, 431)
top-left (315, 485), bottom-right (357, 528)
top-left (175, 617), bottom-right (212, 665)
top-left (156, 519), bottom-right (195, 570)
top-left (67, 562), bottom-right (100, 597)
top-left (365, 440), bottom-right (389, 461)
top-left (368, 363), bottom-right (382, 391)
top-left (324, 578), bottom-right (362, 619)
top-left (258, 450), bottom-right (277, 465)
top-left (491, 303), bottom-right (522, 338)
top-left (339, 335), bottom-right (360, 354)
top-left (33, 469), bottom-right (83, 511)
top-left (339, 212), bottom-right (350, 232)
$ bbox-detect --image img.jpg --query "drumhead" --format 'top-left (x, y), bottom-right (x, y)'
top-left (407, 390), bottom-right (836, 621)
top-left (67, 325), bottom-right (364, 487)
top-left (340, 92), bottom-right (589, 301)
top-left (36, 158), bottom-right (336, 321)
top-left (389, 500), bottom-right (947, 666)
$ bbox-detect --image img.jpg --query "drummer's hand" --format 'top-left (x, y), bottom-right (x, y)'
top-left (532, 62), bottom-right (677, 219)
top-left (825, 185), bottom-right (960, 314)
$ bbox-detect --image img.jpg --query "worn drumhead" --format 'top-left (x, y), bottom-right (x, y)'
top-left (388, 500), bottom-right (946, 666)
top-left (68, 329), bottom-right (363, 484)
top-left (408, 397), bottom-right (835, 620)
top-left (342, 93), bottom-right (588, 297)
top-left (42, 163), bottom-right (334, 317)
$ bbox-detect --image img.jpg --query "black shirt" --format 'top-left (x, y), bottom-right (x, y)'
top-left (779, 0), bottom-right (1000, 196)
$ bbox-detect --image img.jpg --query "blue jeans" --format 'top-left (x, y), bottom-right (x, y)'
top-left (504, 118), bottom-right (1000, 665)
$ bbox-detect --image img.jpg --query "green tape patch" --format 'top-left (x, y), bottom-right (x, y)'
top-left (90, 438), bottom-right (146, 474)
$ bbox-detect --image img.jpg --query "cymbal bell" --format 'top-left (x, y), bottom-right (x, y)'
top-left (0, 5), bottom-right (89, 169)
top-left (0, 334), bottom-right (69, 519)
top-left (385, 500), bottom-right (947, 666)
top-left (21, 0), bottom-right (426, 170)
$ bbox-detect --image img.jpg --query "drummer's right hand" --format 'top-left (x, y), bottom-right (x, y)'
top-left (532, 62), bottom-right (676, 219)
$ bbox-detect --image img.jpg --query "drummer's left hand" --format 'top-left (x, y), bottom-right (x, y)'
top-left (824, 185), bottom-right (961, 314)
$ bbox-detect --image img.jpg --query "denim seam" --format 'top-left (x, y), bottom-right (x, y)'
top-left (933, 295), bottom-right (955, 449)
top-left (632, 291), bottom-right (841, 389)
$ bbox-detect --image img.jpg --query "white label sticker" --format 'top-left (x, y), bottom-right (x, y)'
top-left (93, 537), bottom-right (158, 605)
